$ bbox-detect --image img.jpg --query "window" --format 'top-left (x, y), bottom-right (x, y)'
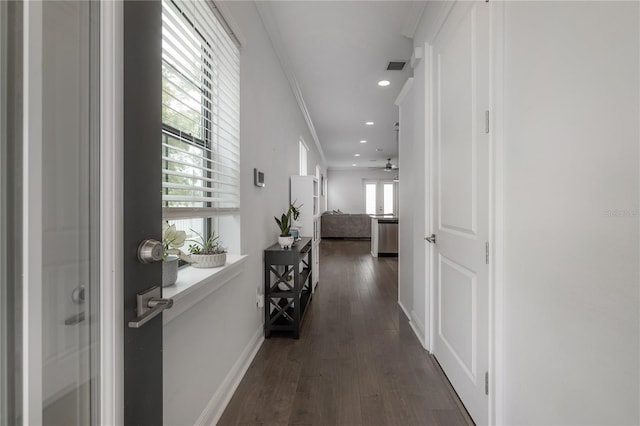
top-left (365, 182), bottom-right (376, 215)
top-left (161, 0), bottom-right (240, 246)
top-left (383, 183), bottom-right (394, 214)
top-left (363, 180), bottom-right (396, 215)
top-left (299, 139), bottom-right (308, 176)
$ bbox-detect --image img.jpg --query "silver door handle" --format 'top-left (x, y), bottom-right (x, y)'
top-left (128, 286), bottom-right (173, 328)
top-left (65, 311), bottom-right (85, 325)
top-left (425, 234), bottom-right (436, 244)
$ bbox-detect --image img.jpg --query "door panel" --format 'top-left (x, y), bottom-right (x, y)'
top-left (13, 1), bottom-right (101, 424)
top-left (122, 1), bottom-right (163, 425)
top-left (4, 2), bottom-right (164, 424)
top-left (41, 4), bottom-right (92, 421)
top-left (432, 2), bottom-right (490, 424)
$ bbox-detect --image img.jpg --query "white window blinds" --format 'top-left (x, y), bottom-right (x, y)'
top-left (162, 0), bottom-right (240, 219)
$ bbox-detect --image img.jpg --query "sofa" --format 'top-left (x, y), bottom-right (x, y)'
top-left (321, 212), bottom-right (371, 239)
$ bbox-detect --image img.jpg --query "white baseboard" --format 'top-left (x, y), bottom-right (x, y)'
top-left (397, 300), bottom-right (411, 321)
top-left (194, 328), bottom-right (264, 426)
top-left (399, 301), bottom-right (428, 349)
top-left (410, 310), bottom-right (427, 349)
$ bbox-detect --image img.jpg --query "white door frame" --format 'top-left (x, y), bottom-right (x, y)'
top-left (423, 1), bottom-right (505, 424)
top-left (488, 2), bottom-right (505, 425)
top-left (99, 1), bottom-right (124, 424)
top-left (22, 2), bottom-right (44, 422)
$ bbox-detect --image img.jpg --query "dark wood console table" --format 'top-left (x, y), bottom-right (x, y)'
top-left (264, 237), bottom-right (313, 339)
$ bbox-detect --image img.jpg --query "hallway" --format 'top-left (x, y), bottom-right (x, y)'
top-left (218, 240), bottom-right (471, 425)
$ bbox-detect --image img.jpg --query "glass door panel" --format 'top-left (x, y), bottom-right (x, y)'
top-left (0, 1), bottom-right (102, 424)
top-left (383, 183), bottom-right (394, 215)
top-left (365, 182), bottom-right (376, 215)
top-left (41, 1), bottom-right (99, 424)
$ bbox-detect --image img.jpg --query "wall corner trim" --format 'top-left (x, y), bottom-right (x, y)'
top-left (194, 328), bottom-right (264, 426)
top-left (410, 47), bottom-right (423, 68)
top-left (401, 1), bottom-right (427, 39)
top-left (398, 300), bottom-right (411, 321)
top-left (395, 77), bottom-right (415, 106)
top-left (410, 310), bottom-right (427, 350)
top-left (254, 2), bottom-right (327, 166)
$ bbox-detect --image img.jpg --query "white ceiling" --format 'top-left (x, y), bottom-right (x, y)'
top-left (258, 1), bottom-right (419, 169)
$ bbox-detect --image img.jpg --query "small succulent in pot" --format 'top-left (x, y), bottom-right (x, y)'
top-left (188, 229), bottom-right (227, 268)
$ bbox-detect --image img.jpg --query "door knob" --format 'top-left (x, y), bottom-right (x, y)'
top-left (137, 239), bottom-right (165, 264)
top-left (425, 234), bottom-right (437, 244)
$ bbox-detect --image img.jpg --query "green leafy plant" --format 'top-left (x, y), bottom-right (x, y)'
top-left (187, 229), bottom-right (227, 255)
top-left (274, 210), bottom-right (292, 237)
top-left (162, 222), bottom-right (191, 262)
top-left (290, 200), bottom-right (303, 222)
top-left (275, 201), bottom-right (304, 237)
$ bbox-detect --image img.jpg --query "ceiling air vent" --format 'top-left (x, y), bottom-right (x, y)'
top-left (387, 61), bottom-right (406, 71)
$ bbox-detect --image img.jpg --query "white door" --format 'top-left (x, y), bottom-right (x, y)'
top-left (431, 1), bottom-right (490, 424)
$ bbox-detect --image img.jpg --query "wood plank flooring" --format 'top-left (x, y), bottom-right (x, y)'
top-left (218, 240), bottom-right (472, 426)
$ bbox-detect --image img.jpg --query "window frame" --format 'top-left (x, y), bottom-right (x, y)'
top-left (161, 0), bottom-right (240, 249)
top-left (299, 139), bottom-right (308, 176)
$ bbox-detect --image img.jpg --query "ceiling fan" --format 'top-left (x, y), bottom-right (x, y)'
top-left (383, 158), bottom-right (398, 172)
top-left (368, 158), bottom-right (399, 171)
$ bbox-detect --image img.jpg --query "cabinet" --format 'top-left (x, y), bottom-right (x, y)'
top-left (290, 175), bottom-right (321, 290)
top-left (264, 237), bottom-right (313, 339)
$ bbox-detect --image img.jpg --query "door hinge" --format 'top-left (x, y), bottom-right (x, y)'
top-left (485, 371), bottom-right (489, 395)
top-left (485, 110), bottom-right (490, 133)
top-left (485, 242), bottom-right (490, 264)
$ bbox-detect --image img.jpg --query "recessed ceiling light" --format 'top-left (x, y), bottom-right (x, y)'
top-left (377, 80), bottom-right (391, 87)
top-left (360, 140), bottom-right (367, 144)
top-left (352, 163), bottom-right (357, 166)
top-left (354, 154), bottom-right (361, 157)
top-left (365, 121), bottom-right (374, 126)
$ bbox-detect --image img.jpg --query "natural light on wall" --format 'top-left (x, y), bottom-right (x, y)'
top-left (161, 0), bottom-right (241, 252)
top-left (299, 139), bottom-right (308, 176)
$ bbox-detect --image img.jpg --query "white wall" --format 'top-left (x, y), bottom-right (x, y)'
top-left (396, 81), bottom-right (416, 328)
top-left (501, 2), bottom-right (639, 424)
top-left (414, 1), bottom-right (640, 424)
top-left (327, 168), bottom-right (396, 213)
top-left (163, 2), bottom-right (326, 424)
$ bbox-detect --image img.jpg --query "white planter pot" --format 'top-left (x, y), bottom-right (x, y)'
top-left (278, 236), bottom-right (294, 249)
top-left (162, 255), bottom-right (179, 287)
top-left (190, 253), bottom-right (226, 268)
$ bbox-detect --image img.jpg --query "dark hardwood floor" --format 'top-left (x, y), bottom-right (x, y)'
top-left (218, 240), bottom-right (472, 426)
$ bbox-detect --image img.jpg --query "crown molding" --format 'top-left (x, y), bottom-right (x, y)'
top-left (401, 1), bottom-right (427, 39)
top-left (254, 2), bottom-right (328, 167)
top-left (395, 77), bottom-right (414, 106)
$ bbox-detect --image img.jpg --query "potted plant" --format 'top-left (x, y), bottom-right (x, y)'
top-left (188, 229), bottom-right (227, 268)
top-left (275, 207), bottom-right (294, 249)
top-left (273, 201), bottom-right (302, 249)
top-left (289, 200), bottom-right (303, 238)
top-left (162, 222), bottom-right (190, 287)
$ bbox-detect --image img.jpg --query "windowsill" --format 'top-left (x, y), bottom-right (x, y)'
top-left (162, 253), bottom-right (248, 325)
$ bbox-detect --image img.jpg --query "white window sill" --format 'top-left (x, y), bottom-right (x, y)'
top-left (162, 254), bottom-right (248, 325)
